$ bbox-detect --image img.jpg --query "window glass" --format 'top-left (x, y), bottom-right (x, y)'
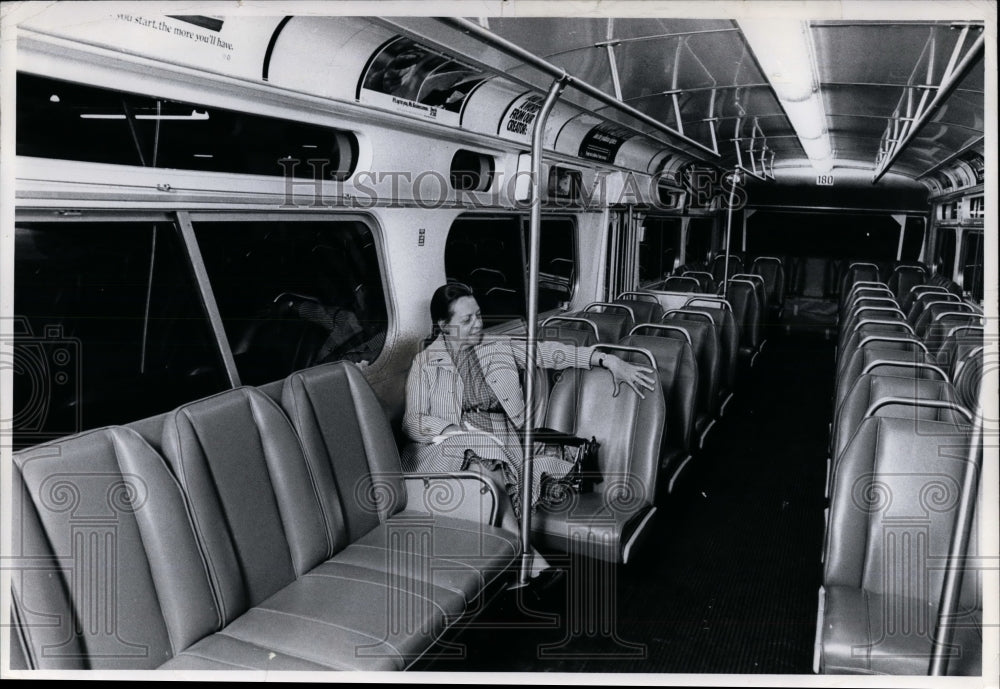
top-left (193, 219), bottom-right (388, 386)
top-left (935, 226), bottom-right (957, 279)
top-left (961, 231), bottom-right (984, 301)
top-left (639, 217), bottom-right (681, 285)
top-left (445, 214), bottom-right (576, 326)
top-left (685, 218), bottom-right (714, 267)
top-left (17, 73), bottom-right (358, 180)
top-left (12, 220), bottom-right (227, 449)
top-left (901, 217), bottom-right (926, 261)
top-left (747, 212), bottom-right (903, 260)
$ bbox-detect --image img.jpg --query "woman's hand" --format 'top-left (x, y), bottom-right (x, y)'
top-left (603, 355), bottom-right (656, 399)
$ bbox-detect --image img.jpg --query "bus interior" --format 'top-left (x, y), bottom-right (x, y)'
top-left (1, 3), bottom-right (996, 681)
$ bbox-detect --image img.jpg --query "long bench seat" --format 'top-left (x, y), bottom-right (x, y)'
top-left (11, 362), bottom-right (519, 671)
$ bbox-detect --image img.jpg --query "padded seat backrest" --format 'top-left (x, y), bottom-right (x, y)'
top-left (923, 313), bottom-right (981, 354)
top-left (825, 416), bottom-right (972, 600)
top-left (711, 255), bottom-right (743, 284)
top-left (614, 298), bottom-right (663, 325)
top-left (726, 279), bottom-right (761, 349)
top-left (839, 262), bottom-right (881, 298)
top-left (160, 387), bottom-right (337, 624)
top-left (907, 291), bottom-right (961, 327)
top-left (12, 428), bottom-right (221, 669)
top-left (751, 256), bottom-right (785, 307)
top-left (543, 352), bottom-right (665, 504)
top-left (887, 264), bottom-right (926, 302)
top-left (539, 320), bottom-right (598, 348)
top-left (661, 317), bottom-right (719, 415)
top-left (796, 257), bottom-right (832, 298)
top-left (835, 347), bottom-right (940, 414)
top-left (688, 306), bottom-right (738, 390)
top-left (663, 276), bottom-right (701, 293)
top-left (282, 363), bottom-right (407, 544)
top-left (914, 302), bottom-right (974, 340)
top-left (832, 375), bottom-right (963, 462)
top-left (934, 327), bottom-right (984, 377)
top-left (682, 271), bottom-right (717, 294)
top-left (835, 329), bottom-right (923, 377)
top-left (952, 347), bottom-right (983, 412)
top-left (573, 310), bottom-right (628, 343)
top-left (902, 284), bottom-right (951, 313)
top-left (620, 333), bottom-right (698, 455)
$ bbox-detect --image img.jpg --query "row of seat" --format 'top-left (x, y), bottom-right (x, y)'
top-left (535, 282), bottom-right (767, 499)
top-left (12, 362), bottom-right (523, 671)
top-left (815, 277), bottom-right (983, 675)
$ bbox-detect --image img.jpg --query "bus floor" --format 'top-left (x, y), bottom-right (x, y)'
top-left (415, 329), bottom-right (834, 674)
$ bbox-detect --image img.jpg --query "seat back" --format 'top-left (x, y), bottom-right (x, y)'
top-left (727, 279), bottom-right (761, 350)
top-left (12, 427), bottom-right (221, 669)
top-left (887, 264), bottom-right (926, 302)
top-left (160, 387), bottom-right (341, 624)
top-left (621, 331), bottom-right (698, 457)
top-left (825, 416), bottom-right (972, 601)
top-left (687, 305), bottom-right (739, 390)
top-left (831, 375), bottom-right (963, 465)
top-left (914, 301), bottom-right (975, 339)
top-left (660, 316), bottom-right (719, 416)
top-left (281, 363), bottom-right (408, 545)
top-left (662, 276), bottom-right (702, 293)
top-left (838, 262), bottom-right (881, 300)
top-left (682, 270), bottom-right (717, 294)
top-left (614, 296), bottom-right (664, 325)
top-left (543, 346), bottom-right (665, 505)
top-left (711, 254), bottom-right (743, 284)
top-left (835, 347), bottom-right (941, 414)
top-left (924, 312), bottom-right (982, 355)
top-left (751, 256), bottom-right (785, 307)
top-left (573, 309), bottom-right (628, 343)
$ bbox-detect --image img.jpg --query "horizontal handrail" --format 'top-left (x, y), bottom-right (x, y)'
top-left (617, 291), bottom-right (660, 305)
top-left (593, 343), bottom-right (658, 372)
top-left (663, 309), bottom-right (715, 326)
top-left (584, 302), bottom-right (637, 323)
top-left (439, 17), bottom-right (720, 161)
top-left (684, 296), bottom-right (732, 312)
top-left (858, 336), bottom-right (928, 354)
top-left (864, 397), bottom-right (973, 424)
top-left (861, 359), bottom-right (947, 381)
top-left (852, 319), bottom-right (916, 335)
top-left (628, 323), bottom-right (693, 346)
top-left (539, 316), bottom-right (601, 340)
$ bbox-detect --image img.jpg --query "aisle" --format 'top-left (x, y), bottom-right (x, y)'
top-left (417, 332), bottom-right (835, 674)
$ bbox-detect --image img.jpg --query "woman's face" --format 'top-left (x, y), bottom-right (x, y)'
top-left (441, 295), bottom-right (482, 347)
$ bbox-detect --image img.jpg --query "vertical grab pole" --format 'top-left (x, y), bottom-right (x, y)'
top-left (721, 168), bottom-right (739, 299)
top-left (519, 75), bottom-right (568, 587)
top-left (929, 390), bottom-right (984, 675)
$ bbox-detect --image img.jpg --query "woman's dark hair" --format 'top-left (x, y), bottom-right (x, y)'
top-left (425, 281), bottom-right (474, 346)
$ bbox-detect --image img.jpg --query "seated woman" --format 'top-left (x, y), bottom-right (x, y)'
top-left (401, 282), bottom-right (655, 579)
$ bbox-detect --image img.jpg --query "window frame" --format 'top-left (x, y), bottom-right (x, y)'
top-left (444, 211), bottom-right (579, 328)
top-left (186, 210), bottom-right (392, 382)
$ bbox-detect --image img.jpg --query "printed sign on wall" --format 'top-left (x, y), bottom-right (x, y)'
top-left (578, 123), bottom-right (634, 163)
top-left (359, 37), bottom-right (487, 126)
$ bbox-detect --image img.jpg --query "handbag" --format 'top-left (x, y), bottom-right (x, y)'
top-left (532, 427), bottom-right (602, 493)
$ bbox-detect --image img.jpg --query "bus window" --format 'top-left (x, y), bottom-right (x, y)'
top-left (685, 218), bottom-right (713, 268)
top-left (446, 215), bottom-right (525, 326)
top-left (17, 73), bottom-right (358, 180)
top-left (639, 217), bottom-right (681, 285)
top-left (446, 214), bottom-right (577, 326)
top-left (934, 226), bottom-right (957, 279)
top-left (12, 219), bottom-right (228, 448)
top-left (536, 217), bottom-right (577, 312)
top-left (900, 217), bottom-right (925, 261)
top-left (961, 231), bottom-right (984, 301)
top-left (192, 218), bottom-right (388, 386)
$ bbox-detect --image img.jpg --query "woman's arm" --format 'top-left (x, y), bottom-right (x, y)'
top-left (401, 355), bottom-right (457, 442)
top-left (588, 350), bottom-right (657, 399)
top-left (516, 338), bottom-right (656, 398)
